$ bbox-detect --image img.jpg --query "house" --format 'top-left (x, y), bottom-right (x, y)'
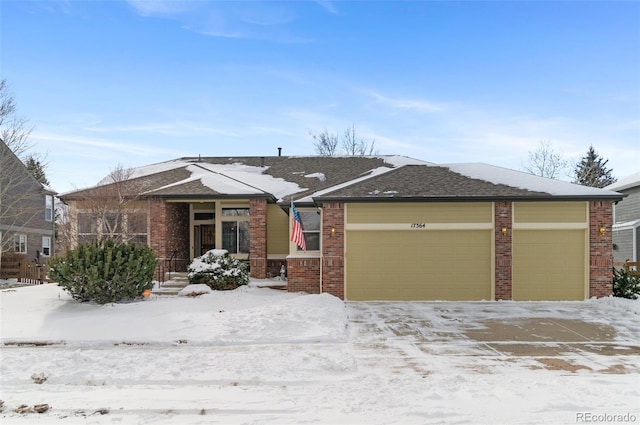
top-left (59, 154), bottom-right (624, 301)
top-left (0, 139), bottom-right (56, 270)
top-left (606, 172), bottom-right (640, 264)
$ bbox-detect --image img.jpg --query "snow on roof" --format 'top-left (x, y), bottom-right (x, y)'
top-left (382, 155), bottom-right (434, 167)
top-left (196, 162), bottom-right (304, 200)
top-left (605, 171), bottom-right (640, 192)
top-left (145, 162), bottom-right (305, 201)
top-left (446, 163), bottom-right (623, 197)
top-left (295, 166), bottom-right (400, 203)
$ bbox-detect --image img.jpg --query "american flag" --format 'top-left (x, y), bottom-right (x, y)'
top-left (290, 201), bottom-right (306, 251)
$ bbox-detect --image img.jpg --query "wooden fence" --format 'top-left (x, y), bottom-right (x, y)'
top-left (0, 254), bottom-right (51, 284)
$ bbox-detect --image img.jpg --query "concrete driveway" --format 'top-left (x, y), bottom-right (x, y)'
top-left (347, 301), bottom-right (640, 374)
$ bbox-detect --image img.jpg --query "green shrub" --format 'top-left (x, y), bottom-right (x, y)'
top-left (49, 238), bottom-right (157, 304)
top-left (612, 267), bottom-right (640, 300)
top-left (188, 249), bottom-right (249, 290)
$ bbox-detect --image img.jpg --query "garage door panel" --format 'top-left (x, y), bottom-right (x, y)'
top-left (346, 230), bottom-right (491, 301)
top-left (513, 230), bottom-right (586, 301)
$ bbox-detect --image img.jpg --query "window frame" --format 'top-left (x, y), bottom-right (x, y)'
top-left (45, 195), bottom-right (54, 222)
top-left (220, 207), bottom-right (250, 255)
top-left (293, 208), bottom-right (321, 252)
top-left (42, 236), bottom-right (51, 256)
top-left (14, 234), bottom-right (27, 254)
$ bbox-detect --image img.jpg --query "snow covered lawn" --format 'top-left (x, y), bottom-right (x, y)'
top-left (1, 283), bottom-right (639, 424)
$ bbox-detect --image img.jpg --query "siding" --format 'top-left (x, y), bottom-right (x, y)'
top-left (613, 187), bottom-right (640, 224)
top-left (267, 204), bottom-right (289, 255)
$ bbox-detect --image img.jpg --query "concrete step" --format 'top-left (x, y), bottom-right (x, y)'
top-left (153, 272), bottom-right (190, 295)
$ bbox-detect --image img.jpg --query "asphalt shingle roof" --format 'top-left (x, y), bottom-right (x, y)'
top-left (315, 165), bottom-right (546, 200)
top-left (59, 155), bottom-right (624, 203)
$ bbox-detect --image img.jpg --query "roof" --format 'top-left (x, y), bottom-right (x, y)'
top-left (59, 155), bottom-right (624, 204)
top-left (605, 171), bottom-right (640, 192)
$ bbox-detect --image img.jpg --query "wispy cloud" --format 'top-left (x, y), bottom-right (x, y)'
top-left (315, 1), bottom-right (340, 15)
top-left (360, 89), bottom-right (444, 113)
top-left (84, 122), bottom-right (238, 137)
top-left (32, 132), bottom-right (183, 158)
top-left (125, 0), bottom-right (316, 43)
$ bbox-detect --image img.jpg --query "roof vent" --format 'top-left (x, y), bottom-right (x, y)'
top-left (261, 156), bottom-right (265, 167)
top-left (278, 147), bottom-right (282, 157)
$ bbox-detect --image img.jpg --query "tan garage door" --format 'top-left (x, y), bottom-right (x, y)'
top-left (512, 229), bottom-right (586, 301)
top-left (346, 229), bottom-right (492, 301)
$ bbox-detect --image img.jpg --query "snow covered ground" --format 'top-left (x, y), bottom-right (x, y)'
top-left (1, 281), bottom-right (639, 424)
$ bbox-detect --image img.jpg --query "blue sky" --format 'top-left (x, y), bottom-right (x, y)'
top-left (2, 0), bottom-right (639, 193)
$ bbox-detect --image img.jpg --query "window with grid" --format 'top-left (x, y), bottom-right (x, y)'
top-left (45, 195), bottom-right (53, 222)
top-left (127, 212), bottom-right (148, 245)
top-left (297, 209), bottom-right (321, 251)
top-left (42, 236), bottom-right (51, 256)
top-left (221, 208), bottom-right (250, 254)
top-left (14, 234), bottom-right (27, 253)
top-left (77, 212), bottom-right (98, 245)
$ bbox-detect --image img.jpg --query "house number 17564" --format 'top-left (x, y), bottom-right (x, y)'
top-left (410, 223), bottom-right (426, 229)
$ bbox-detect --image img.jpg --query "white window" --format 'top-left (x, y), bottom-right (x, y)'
top-left (14, 234), bottom-right (27, 254)
top-left (45, 195), bottom-right (53, 222)
top-left (221, 207), bottom-right (250, 254)
top-left (297, 209), bottom-right (321, 251)
top-left (42, 236), bottom-right (51, 256)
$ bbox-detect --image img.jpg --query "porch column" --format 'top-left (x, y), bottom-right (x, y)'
top-left (250, 199), bottom-right (268, 279)
top-left (495, 201), bottom-right (512, 300)
top-left (589, 200), bottom-right (614, 298)
top-left (321, 202), bottom-right (345, 299)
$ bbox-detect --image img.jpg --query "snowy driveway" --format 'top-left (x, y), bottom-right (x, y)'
top-left (347, 301), bottom-right (640, 375)
top-left (2, 285), bottom-right (639, 424)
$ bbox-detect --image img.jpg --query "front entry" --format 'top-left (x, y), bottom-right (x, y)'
top-left (194, 224), bottom-right (215, 257)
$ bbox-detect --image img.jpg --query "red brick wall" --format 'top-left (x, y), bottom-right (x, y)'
top-left (287, 257), bottom-right (321, 294)
top-left (148, 200), bottom-right (189, 278)
top-left (589, 200), bottom-right (614, 298)
top-left (495, 201), bottom-right (512, 300)
top-left (250, 199), bottom-right (267, 279)
top-left (321, 202), bottom-right (345, 299)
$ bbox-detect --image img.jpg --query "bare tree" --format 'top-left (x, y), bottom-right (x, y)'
top-left (310, 129), bottom-right (339, 156)
top-left (54, 200), bottom-right (72, 257)
top-left (523, 141), bottom-right (569, 179)
top-left (0, 79), bottom-right (33, 157)
top-left (342, 124), bottom-right (377, 156)
top-left (0, 80), bottom-right (48, 271)
top-left (310, 124), bottom-right (377, 156)
top-left (72, 164), bottom-right (147, 246)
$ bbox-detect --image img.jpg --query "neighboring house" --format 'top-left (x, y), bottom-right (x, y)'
top-left (606, 172), bottom-right (640, 264)
top-left (0, 140), bottom-right (56, 266)
top-left (59, 154), bottom-right (623, 301)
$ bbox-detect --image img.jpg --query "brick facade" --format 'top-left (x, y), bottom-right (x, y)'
top-left (249, 199), bottom-right (268, 279)
top-left (149, 200), bottom-right (189, 278)
top-left (321, 202), bottom-right (345, 299)
top-left (589, 200), bottom-right (614, 298)
top-left (287, 256), bottom-right (321, 294)
top-left (494, 201), bottom-right (512, 300)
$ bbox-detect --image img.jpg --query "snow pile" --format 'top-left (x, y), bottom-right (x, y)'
top-left (0, 284), bottom-right (348, 345)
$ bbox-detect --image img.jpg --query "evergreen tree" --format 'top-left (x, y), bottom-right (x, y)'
top-left (24, 155), bottom-right (49, 186)
top-left (573, 146), bottom-right (616, 188)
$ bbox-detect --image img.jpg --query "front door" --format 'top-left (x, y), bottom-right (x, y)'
top-left (194, 224), bottom-right (215, 257)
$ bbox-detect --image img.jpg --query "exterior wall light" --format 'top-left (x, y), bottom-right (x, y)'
top-left (501, 226), bottom-right (508, 235)
top-left (599, 226), bottom-right (606, 236)
top-left (330, 227), bottom-right (336, 237)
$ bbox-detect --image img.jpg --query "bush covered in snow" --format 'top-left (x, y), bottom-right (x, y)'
top-left (613, 267), bottom-right (640, 300)
top-left (49, 238), bottom-right (157, 304)
top-left (188, 249), bottom-right (249, 290)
